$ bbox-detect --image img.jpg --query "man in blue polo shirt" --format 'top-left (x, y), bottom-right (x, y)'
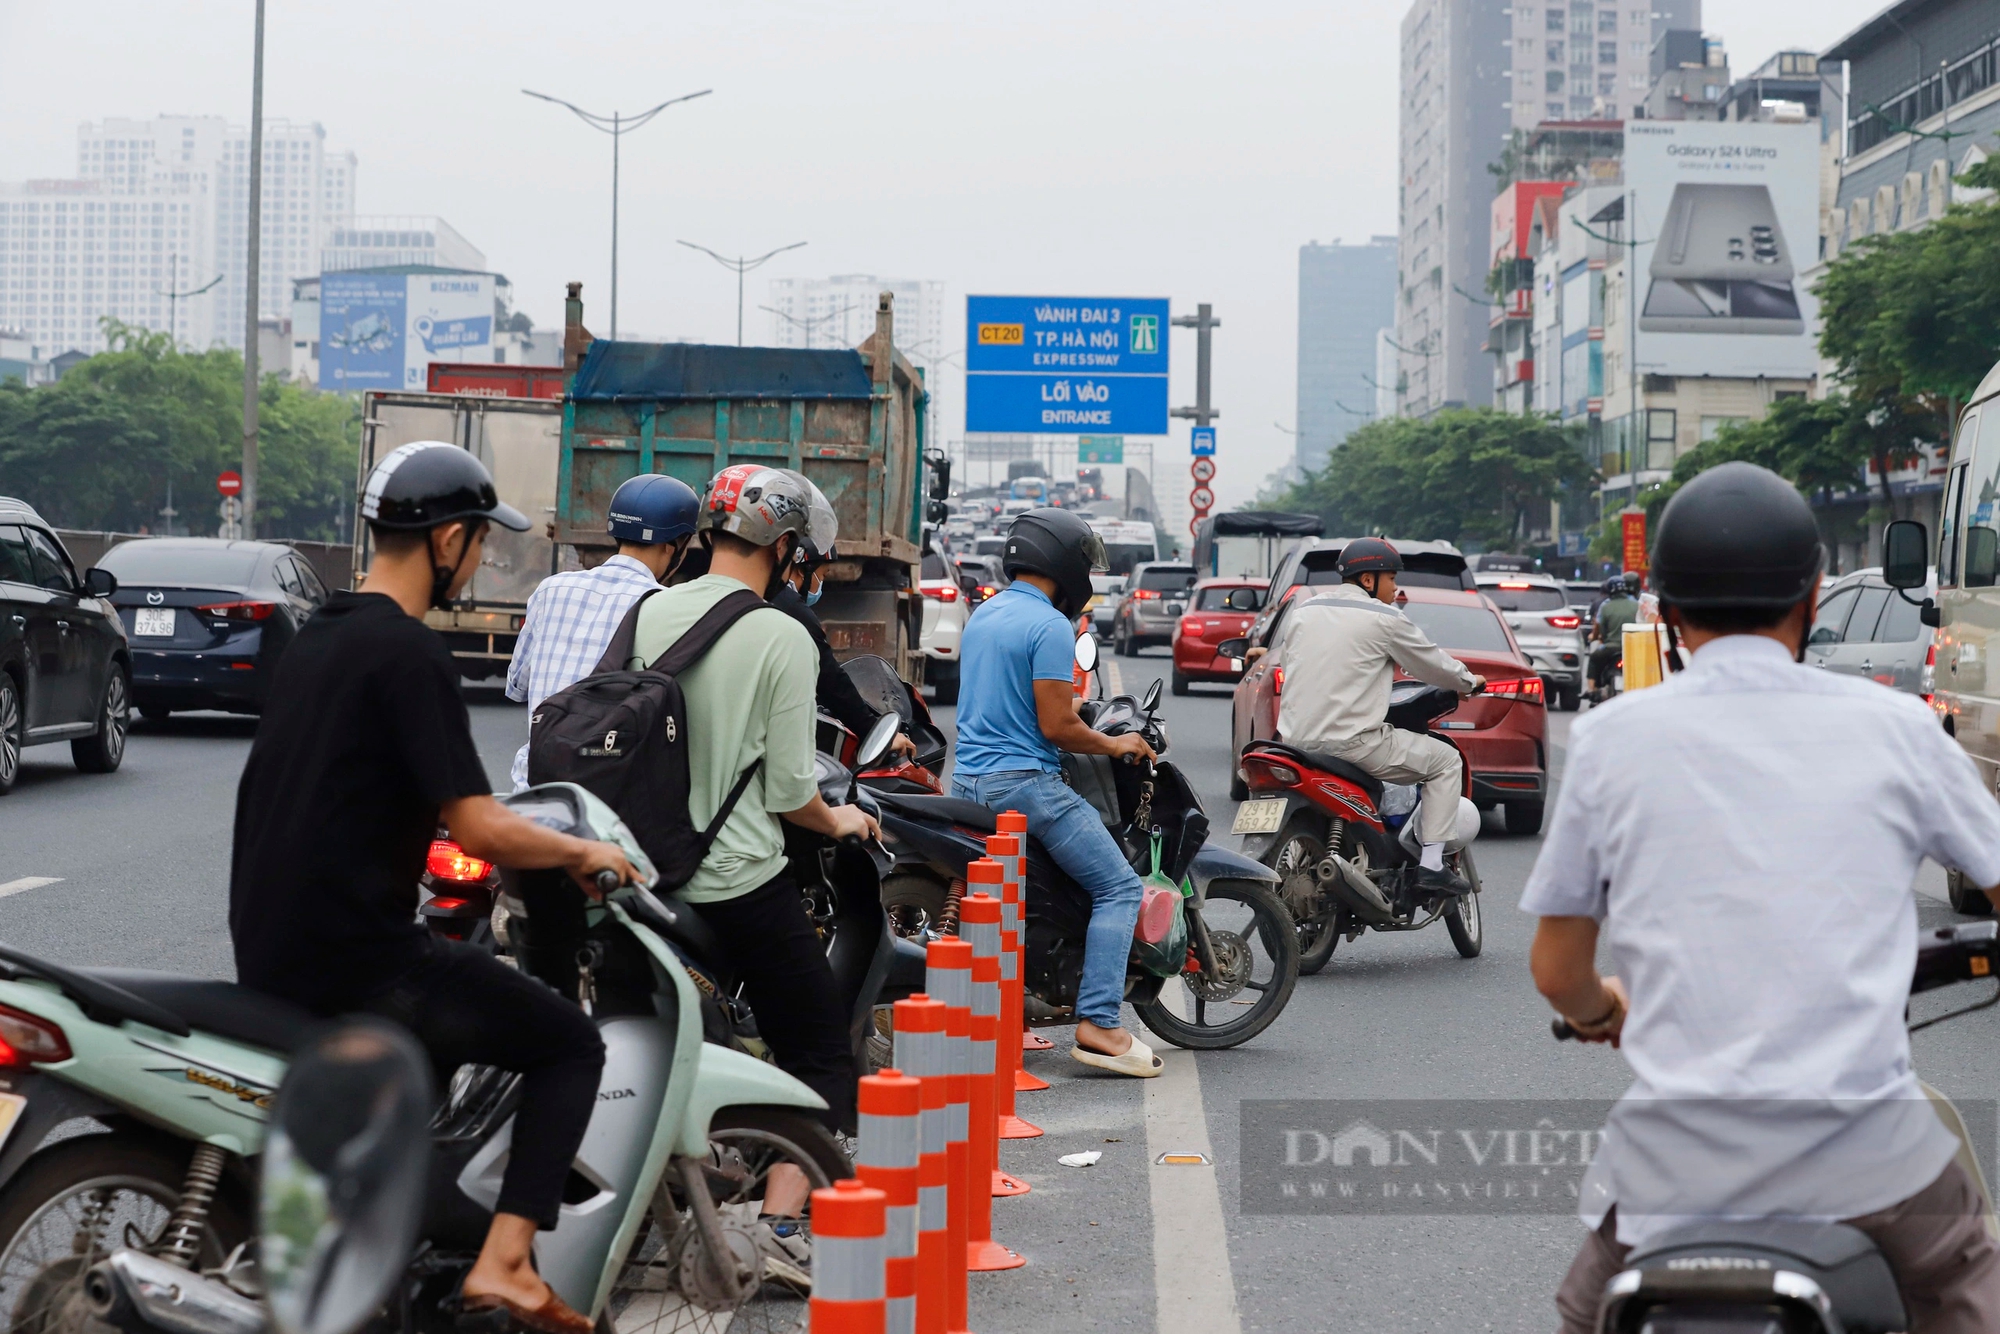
top-left (952, 509), bottom-right (1160, 1078)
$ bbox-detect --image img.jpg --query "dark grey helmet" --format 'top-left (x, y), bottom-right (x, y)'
top-left (1651, 462), bottom-right (1823, 610)
top-left (1001, 509), bottom-right (1106, 618)
top-left (1336, 537), bottom-right (1404, 578)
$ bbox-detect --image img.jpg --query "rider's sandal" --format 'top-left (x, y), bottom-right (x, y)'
top-left (1070, 1033), bottom-right (1164, 1078)
top-left (457, 1289), bottom-right (595, 1334)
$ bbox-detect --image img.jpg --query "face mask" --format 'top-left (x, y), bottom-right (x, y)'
top-left (805, 585), bottom-right (823, 607)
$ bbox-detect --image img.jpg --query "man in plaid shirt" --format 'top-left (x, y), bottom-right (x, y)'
top-left (506, 474), bottom-right (700, 789)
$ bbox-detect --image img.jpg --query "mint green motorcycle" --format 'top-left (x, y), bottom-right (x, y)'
top-left (0, 785), bottom-right (842, 1334)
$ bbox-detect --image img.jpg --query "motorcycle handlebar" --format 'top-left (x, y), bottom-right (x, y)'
top-left (595, 869), bottom-right (621, 897)
top-left (1550, 1017), bottom-right (1577, 1041)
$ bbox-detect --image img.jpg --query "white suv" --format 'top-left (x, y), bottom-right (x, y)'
top-left (1475, 572), bottom-right (1584, 711)
top-left (919, 549), bottom-right (968, 705)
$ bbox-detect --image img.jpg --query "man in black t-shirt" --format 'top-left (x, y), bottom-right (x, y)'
top-left (231, 442), bottom-right (634, 1334)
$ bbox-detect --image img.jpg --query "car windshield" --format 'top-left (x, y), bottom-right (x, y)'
top-left (1196, 585), bottom-right (1262, 611)
top-left (1401, 601), bottom-right (1513, 653)
top-left (100, 543), bottom-right (263, 587)
top-left (1102, 543), bottom-right (1156, 578)
top-left (1137, 567), bottom-right (1197, 593)
top-left (1480, 583), bottom-right (1568, 611)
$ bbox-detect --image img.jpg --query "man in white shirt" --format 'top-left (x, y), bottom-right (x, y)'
top-left (1523, 462), bottom-right (2000, 1333)
top-left (504, 474), bottom-right (698, 789)
top-left (1259, 537), bottom-right (1483, 897)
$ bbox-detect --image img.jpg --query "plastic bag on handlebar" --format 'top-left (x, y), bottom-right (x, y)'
top-left (1129, 833), bottom-right (1191, 978)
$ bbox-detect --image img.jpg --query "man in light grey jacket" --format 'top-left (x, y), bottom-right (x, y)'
top-left (1260, 538), bottom-right (1483, 895)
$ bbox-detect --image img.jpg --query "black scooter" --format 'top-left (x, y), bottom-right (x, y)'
top-left (1556, 919), bottom-right (2000, 1333)
top-left (863, 635), bottom-right (1299, 1051)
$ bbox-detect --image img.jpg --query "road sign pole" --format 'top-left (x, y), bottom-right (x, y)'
top-left (1171, 305), bottom-right (1220, 539)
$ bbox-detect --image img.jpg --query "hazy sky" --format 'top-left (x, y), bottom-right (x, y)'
top-left (2, 0), bottom-right (1888, 508)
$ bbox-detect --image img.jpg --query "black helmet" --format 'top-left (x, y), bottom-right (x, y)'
top-left (1602, 575), bottom-right (1627, 595)
top-left (360, 442), bottom-right (529, 533)
top-left (1337, 537), bottom-right (1404, 578)
top-left (1001, 508), bottom-right (1106, 618)
top-left (1651, 462), bottom-right (1822, 610)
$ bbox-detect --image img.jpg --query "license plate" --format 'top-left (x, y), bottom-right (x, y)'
top-left (1231, 798), bottom-right (1287, 835)
top-left (1230, 658), bottom-right (1244, 672)
top-left (134, 608), bottom-right (176, 637)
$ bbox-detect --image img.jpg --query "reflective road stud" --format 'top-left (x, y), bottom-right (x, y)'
top-left (925, 939), bottom-right (976, 1332)
top-left (891, 996), bottom-right (954, 1334)
top-left (960, 890), bottom-right (1026, 1272)
top-left (810, 1178), bottom-right (887, 1334)
top-left (986, 833), bottom-right (1049, 1115)
top-left (996, 812), bottom-right (1055, 1054)
top-left (855, 1072), bottom-right (921, 1334)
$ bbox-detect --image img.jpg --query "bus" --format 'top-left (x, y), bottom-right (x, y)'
top-left (1009, 476), bottom-right (1049, 503)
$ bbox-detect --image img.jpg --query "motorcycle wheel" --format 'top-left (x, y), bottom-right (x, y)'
top-left (1134, 879), bottom-right (1299, 1050)
top-left (0, 1137), bottom-right (246, 1334)
top-left (881, 873), bottom-right (948, 940)
top-left (1269, 819), bottom-right (1338, 976)
top-left (1444, 848), bottom-right (1484, 958)
top-left (606, 1108), bottom-right (848, 1334)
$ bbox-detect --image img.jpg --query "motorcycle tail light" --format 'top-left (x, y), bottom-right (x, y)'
top-left (1273, 665), bottom-right (1284, 696)
top-left (1484, 677), bottom-right (1545, 704)
top-left (1240, 754), bottom-right (1301, 788)
top-left (427, 839), bottom-right (494, 883)
top-left (195, 600), bottom-right (276, 622)
top-left (424, 896), bottom-right (471, 912)
top-left (1545, 613), bottom-right (1581, 630)
top-left (0, 1006), bottom-right (70, 1067)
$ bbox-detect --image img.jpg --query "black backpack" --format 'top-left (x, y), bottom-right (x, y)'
top-left (527, 587), bottom-right (773, 888)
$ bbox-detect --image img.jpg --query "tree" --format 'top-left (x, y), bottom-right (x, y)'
top-left (1268, 409), bottom-right (1595, 548)
top-left (0, 320), bottom-right (358, 539)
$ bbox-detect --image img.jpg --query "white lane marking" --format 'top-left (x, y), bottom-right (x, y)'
top-left (1146, 986), bottom-right (1242, 1334)
top-left (0, 878), bottom-right (62, 899)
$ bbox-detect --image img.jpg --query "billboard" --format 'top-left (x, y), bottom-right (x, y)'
top-left (964, 295), bottom-right (1169, 435)
top-left (319, 272), bottom-right (493, 391)
top-left (1622, 121), bottom-right (1819, 378)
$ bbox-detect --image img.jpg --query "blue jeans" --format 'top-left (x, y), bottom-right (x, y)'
top-left (951, 769), bottom-right (1144, 1029)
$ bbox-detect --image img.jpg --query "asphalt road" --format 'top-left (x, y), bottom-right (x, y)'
top-left (0, 662), bottom-right (1992, 1334)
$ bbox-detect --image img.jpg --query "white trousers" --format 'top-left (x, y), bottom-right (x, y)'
top-left (1320, 723), bottom-right (1464, 846)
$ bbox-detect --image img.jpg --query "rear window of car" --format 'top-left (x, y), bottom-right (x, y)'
top-left (921, 553), bottom-right (950, 580)
top-left (99, 543), bottom-right (263, 587)
top-left (1480, 583), bottom-right (1568, 611)
top-left (1401, 602), bottom-right (1513, 654)
top-left (1566, 585), bottom-right (1599, 608)
top-left (1137, 566), bottom-right (1197, 592)
top-left (1196, 585), bottom-right (1263, 611)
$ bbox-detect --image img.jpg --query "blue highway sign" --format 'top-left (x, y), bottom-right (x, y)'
top-left (965, 295), bottom-right (1170, 435)
top-left (1190, 426), bottom-right (1216, 456)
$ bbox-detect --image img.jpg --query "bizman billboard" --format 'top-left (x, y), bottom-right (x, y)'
top-left (319, 272), bottom-right (493, 391)
top-left (1623, 120), bottom-right (1819, 378)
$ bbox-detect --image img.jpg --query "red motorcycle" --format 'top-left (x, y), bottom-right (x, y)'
top-left (1231, 678), bottom-right (1486, 974)
top-left (827, 654), bottom-right (949, 795)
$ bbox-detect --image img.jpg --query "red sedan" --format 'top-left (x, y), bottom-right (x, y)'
top-left (1228, 583), bottom-right (1548, 834)
top-left (1171, 578), bottom-right (1269, 695)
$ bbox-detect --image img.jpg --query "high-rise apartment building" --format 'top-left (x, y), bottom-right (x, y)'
top-left (768, 273), bottom-right (947, 442)
top-left (321, 218), bottom-right (485, 273)
top-left (1295, 237), bottom-right (1396, 473)
top-left (1396, 0), bottom-right (1695, 418)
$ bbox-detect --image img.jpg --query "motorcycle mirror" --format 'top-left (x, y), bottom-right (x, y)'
top-left (1074, 632), bottom-right (1099, 674)
top-left (260, 1021), bottom-right (433, 1334)
top-left (857, 712), bottom-right (902, 769)
top-left (1214, 637), bottom-right (1249, 660)
top-left (1141, 678), bottom-right (1163, 712)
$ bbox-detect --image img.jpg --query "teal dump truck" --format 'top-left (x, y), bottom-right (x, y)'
top-left (555, 284), bottom-right (935, 684)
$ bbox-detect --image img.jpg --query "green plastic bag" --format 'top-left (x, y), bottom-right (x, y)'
top-left (1130, 834), bottom-right (1191, 978)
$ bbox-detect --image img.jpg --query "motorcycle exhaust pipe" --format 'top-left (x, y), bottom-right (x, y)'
top-left (84, 1249), bottom-right (267, 1334)
top-left (1315, 854), bottom-right (1397, 923)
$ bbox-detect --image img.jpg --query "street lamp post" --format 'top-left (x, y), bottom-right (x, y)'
top-left (157, 254), bottom-right (223, 350)
top-left (678, 241), bottom-right (808, 345)
top-left (522, 87), bottom-right (712, 338)
top-left (758, 301), bottom-right (856, 349)
top-left (241, 0), bottom-right (266, 534)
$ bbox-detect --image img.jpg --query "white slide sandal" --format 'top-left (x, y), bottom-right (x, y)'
top-left (1071, 1033), bottom-right (1165, 1078)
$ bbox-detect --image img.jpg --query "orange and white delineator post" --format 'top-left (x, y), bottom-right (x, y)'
top-left (959, 890), bottom-right (1026, 1272)
top-left (995, 811), bottom-right (1054, 1053)
top-left (855, 1072), bottom-right (922, 1334)
top-left (985, 833), bottom-right (1049, 1111)
top-left (924, 938), bottom-right (976, 1332)
top-left (809, 1178), bottom-right (887, 1334)
top-left (891, 996), bottom-right (954, 1334)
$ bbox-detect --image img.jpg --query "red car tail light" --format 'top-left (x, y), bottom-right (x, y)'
top-left (921, 582), bottom-right (959, 602)
top-left (427, 839), bottom-right (494, 883)
top-left (1131, 589), bottom-right (1159, 601)
top-left (1273, 665), bottom-right (1284, 696)
top-left (979, 585), bottom-right (998, 599)
top-left (196, 600), bottom-right (276, 622)
top-left (1484, 677), bottom-right (1545, 704)
top-left (1545, 613), bottom-right (1581, 630)
top-left (0, 1006), bottom-right (70, 1067)
top-left (1240, 753), bottom-right (1302, 788)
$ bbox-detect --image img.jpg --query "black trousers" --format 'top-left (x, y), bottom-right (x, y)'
top-left (363, 940), bottom-right (605, 1231)
top-left (689, 874), bottom-right (857, 1133)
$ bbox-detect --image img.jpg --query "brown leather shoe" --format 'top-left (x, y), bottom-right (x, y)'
top-left (458, 1288), bottom-right (594, 1334)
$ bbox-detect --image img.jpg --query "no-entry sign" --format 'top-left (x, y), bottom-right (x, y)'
top-left (216, 471), bottom-right (243, 498)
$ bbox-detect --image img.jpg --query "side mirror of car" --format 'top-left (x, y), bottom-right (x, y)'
top-left (1074, 631), bottom-right (1099, 674)
top-left (83, 567), bottom-right (118, 597)
top-left (926, 452), bottom-right (952, 501)
top-left (925, 499), bottom-right (950, 525)
top-left (1216, 637), bottom-right (1250, 659)
top-left (1883, 520), bottom-right (1929, 590)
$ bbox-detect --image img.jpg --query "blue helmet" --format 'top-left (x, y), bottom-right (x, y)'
top-left (607, 474), bottom-right (699, 545)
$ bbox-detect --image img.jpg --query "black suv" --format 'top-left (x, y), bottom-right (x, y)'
top-left (0, 498), bottom-right (130, 793)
